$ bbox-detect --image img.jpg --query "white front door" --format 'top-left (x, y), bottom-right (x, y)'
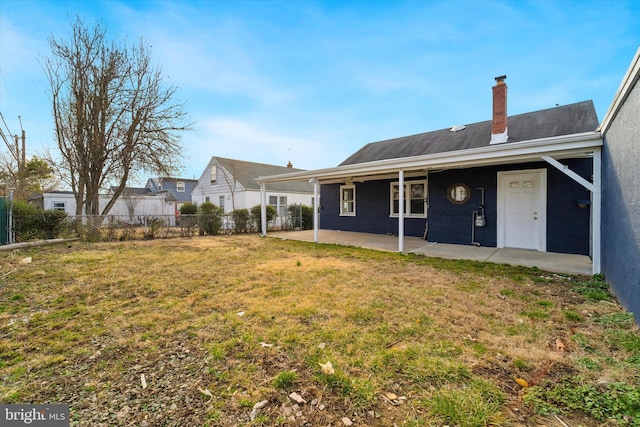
top-left (497, 169), bottom-right (547, 251)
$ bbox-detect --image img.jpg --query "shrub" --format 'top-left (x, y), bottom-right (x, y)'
top-left (250, 204), bottom-right (276, 233)
top-left (143, 217), bottom-right (167, 240)
top-left (180, 203), bottom-right (197, 215)
top-left (198, 202), bottom-right (222, 235)
top-left (231, 209), bottom-right (250, 233)
top-left (178, 203), bottom-right (198, 236)
top-left (12, 200), bottom-right (68, 241)
top-left (288, 204), bottom-right (314, 230)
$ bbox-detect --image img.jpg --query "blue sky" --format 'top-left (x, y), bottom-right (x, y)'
top-left (1, 0), bottom-right (639, 185)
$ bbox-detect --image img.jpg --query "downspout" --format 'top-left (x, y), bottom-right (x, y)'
top-left (260, 183), bottom-right (267, 236)
top-left (311, 178), bottom-right (319, 243)
top-left (398, 170), bottom-right (404, 252)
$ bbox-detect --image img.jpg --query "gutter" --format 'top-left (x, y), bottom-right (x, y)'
top-left (257, 131), bottom-right (603, 184)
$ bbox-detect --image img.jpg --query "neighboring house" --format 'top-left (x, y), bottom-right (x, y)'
top-left (31, 191), bottom-right (77, 214)
top-left (192, 157), bottom-right (314, 215)
top-left (145, 177), bottom-right (198, 215)
top-left (599, 47), bottom-right (640, 319)
top-left (258, 76), bottom-right (603, 272)
top-left (32, 187), bottom-right (179, 220)
top-left (105, 186), bottom-right (177, 218)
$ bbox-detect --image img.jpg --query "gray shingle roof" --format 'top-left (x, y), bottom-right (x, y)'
top-left (215, 157), bottom-right (314, 193)
top-left (109, 186), bottom-right (152, 195)
top-left (340, 100), bottom-right (598, 166)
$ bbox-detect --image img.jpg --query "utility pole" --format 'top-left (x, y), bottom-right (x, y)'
top-left (12, 133), bottom-right (24, 197)
top-left (17, 116), bottom-right (26, 198)
top-left (21, 129), bottom-right (25, 175)
top-left (13, 134), bottom-right (21, 192)
top-left (18, 116), bottom-right (25, 173)
top-left (12, 127), bottom-right (26, 198)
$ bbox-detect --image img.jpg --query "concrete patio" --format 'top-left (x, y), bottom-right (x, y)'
top-left (268, 229), bottom-right (593, 275)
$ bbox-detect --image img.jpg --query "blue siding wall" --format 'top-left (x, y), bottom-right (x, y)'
top-left (545, 159), bottom-right (593, 255)
top-left (602, 79), bottom-right (640, 319)
top-left (427, 168), bottom-right (497, 246)
top-left (320, 180), bottom-right (426, 236)
top-left (320, 160), bottom-right (592, 255)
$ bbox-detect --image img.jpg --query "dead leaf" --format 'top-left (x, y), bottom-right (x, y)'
top-left (319, 361), bottom-right (334, 375)
top-left (250, 400), bottom-right (269, 421)
top-left (140, 374), bottom-right (147, 389)
top-left (514, 377), bottom-right (529, 388)
top-left (555, 338), bottom-right (566, 352)
top-left (198, 387), bottom-right (213, 400)
top-left (380, 392), bottom-right (403, 406)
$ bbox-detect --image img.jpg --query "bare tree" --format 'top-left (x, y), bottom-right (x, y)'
top-left (44, 16), bottom-right (189, 217)
top-left (218, 159), bottom-right (248, 212)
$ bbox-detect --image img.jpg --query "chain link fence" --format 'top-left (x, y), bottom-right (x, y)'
top-left (9, 204), bottom-right (314, 243)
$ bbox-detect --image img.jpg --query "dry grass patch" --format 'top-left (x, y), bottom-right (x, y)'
top-left (0, 235), bottom-right (638, 426)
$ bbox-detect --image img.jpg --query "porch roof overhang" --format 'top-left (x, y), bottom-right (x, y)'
top-left (257, 131), bottom-right (603, 184)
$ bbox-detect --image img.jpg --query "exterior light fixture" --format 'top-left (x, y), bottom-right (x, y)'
top-left (576, 199), bottom-right (591, 209)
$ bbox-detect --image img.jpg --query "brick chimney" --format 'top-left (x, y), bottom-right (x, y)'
top-left (287, 160), bottom-right (293, 168)
top-left (490, 75), bottom-right (508, 144)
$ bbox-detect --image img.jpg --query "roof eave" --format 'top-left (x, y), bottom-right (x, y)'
top-left (257, 131), bottom-right (603, 184)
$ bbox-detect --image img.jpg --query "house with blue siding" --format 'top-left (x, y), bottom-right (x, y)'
top-left (599, 47), bottom-right (640, 321)
top-left (258, 76), bottom-right (603, 272)
top-left (145, 177), bottom-right (198, 215)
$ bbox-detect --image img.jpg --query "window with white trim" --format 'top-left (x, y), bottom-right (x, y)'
top-left (219, 195), bottom-right (225, 211)
top-left (52, 202), bottom-right (66, 211)
top-left (268, 195), bottom-right (288, 215)
top-left (279, 196), bottom-right (287, 215)
top-left (390, 180), bottom-right (427, 217)
top-left (340, 185), bottom-right (356, 216)
top-left (176, 181), bottom-right (185, 192)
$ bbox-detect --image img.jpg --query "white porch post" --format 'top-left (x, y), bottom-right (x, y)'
top-left (592, 150), bottom-right (601, 274)
top-left (541, 153), bottom-right (601, 274)
top-left (311, 178), bottom-right (319, 243)
top-left (260, 183), bottom-right (267, 236)
top-left (398, 170), bottom-right (404, 252)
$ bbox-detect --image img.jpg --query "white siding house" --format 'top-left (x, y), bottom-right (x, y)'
top-left (34, 191), bottom-right (77, 214)
top-left (32, 189), bottom-right (178, 220)
top-left (192, 157), bottom-right (314, 214)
